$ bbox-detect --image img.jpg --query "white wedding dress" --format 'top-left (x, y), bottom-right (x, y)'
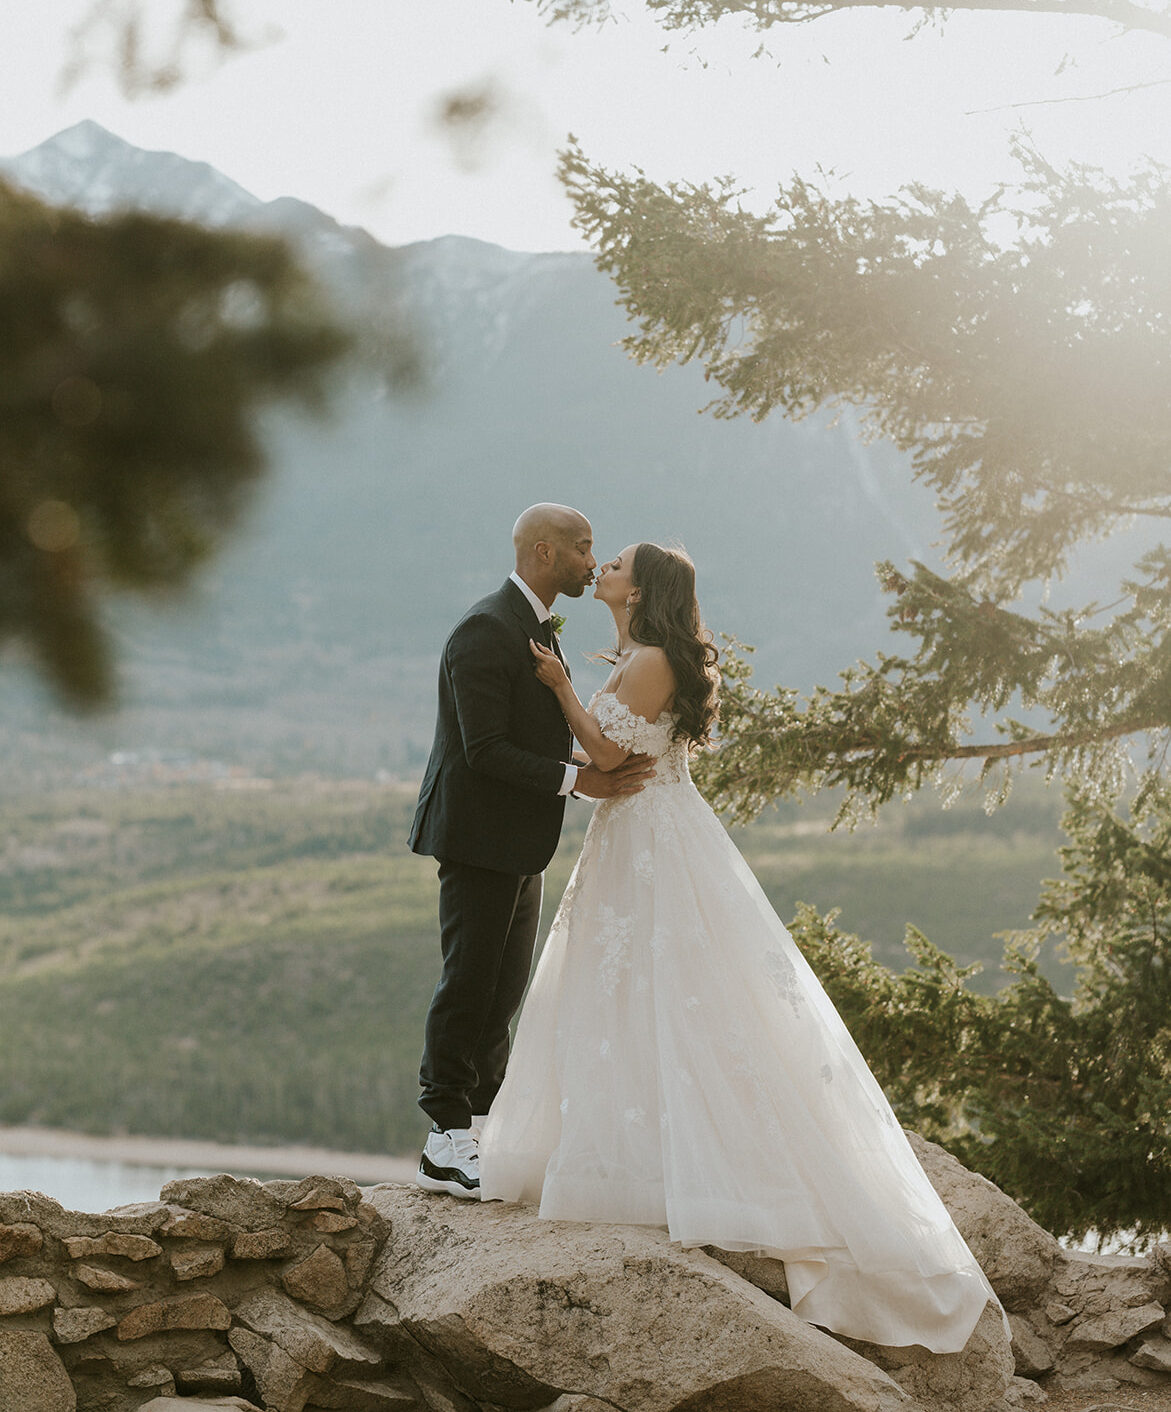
top-left (479, 692), bottom-right (1001, 1354)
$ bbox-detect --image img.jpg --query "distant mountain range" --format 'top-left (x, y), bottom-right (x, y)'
top-left (0, 122), bottom-right (1132, 783)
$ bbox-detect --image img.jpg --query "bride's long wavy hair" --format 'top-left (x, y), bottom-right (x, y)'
top-left (608, 543), bottom-right (719, 750)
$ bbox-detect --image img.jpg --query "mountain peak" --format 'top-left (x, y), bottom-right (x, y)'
top-left (30, 118), bottom-right (124, 159)
top-left (0, 122), bottom-right (262, 228)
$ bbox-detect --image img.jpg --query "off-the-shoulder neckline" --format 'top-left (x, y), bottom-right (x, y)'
top-left (589, 689), bottom-right (675, 728)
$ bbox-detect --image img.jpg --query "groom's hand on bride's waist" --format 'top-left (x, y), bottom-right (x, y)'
top-left (573, 754), bottom-right (654, 799)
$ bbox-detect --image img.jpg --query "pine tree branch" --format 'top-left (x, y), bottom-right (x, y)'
top-left (966, 77), bottom-right (1171, 113)
top-left (1037, 484), bottom-right (1171, 521)
top-left (900, 716), bottom-right (1163, 764)
top-left (639, 0), bottom-right (1171, 40)
top-left (933, 0), bottom-right (1171, 32)
top-left (865, 0), bottom-right (1171, 37)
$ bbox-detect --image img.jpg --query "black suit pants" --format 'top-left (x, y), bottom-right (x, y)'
top-left (418, 859), bottom-right (544, 1131)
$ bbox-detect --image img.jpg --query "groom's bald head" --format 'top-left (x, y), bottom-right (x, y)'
top-left (513, 503), bottom-right (590, 556)
top-left (513, 503), bottom-right (595, 603)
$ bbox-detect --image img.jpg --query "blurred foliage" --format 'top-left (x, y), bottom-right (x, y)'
top-left (63, 0), bottom-right (256, 97)
top-left (0, 178), bottom-right (349, 708)
top-left (533, 0), bottom-right (1171, 40)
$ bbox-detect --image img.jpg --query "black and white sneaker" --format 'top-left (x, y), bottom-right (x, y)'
top-left (416, 1125), bottom-right (480, 1199)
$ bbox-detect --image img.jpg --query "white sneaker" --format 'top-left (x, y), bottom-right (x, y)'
top-left (469, 1113), bottom-right (489, 1140)
top-left (416, 1126), bottom-right (480, 1199)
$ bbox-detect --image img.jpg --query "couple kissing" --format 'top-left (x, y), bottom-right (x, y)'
top-left (407, 501), bottom-right (1003, 1356)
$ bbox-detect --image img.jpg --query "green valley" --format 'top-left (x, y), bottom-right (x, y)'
top-left (0, 780), bottom-right (1067, 1158)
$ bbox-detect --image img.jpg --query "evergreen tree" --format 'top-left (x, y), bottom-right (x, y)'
top-left (560, 141), bottom-right (1171, 822)
top-left (550, 22), bottom-right (1171, 1239)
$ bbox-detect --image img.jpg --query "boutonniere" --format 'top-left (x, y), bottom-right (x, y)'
top-left (550, 613), bottom-right (566, 636)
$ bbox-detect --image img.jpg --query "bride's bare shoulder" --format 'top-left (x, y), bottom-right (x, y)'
top-left (627, 645), bottom-right (673, 682)
top-left (613, 646), bottom-right (675, 720)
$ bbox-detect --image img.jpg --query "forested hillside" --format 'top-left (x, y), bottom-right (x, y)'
top-left (0, 781), bottom-right (1063, 1156)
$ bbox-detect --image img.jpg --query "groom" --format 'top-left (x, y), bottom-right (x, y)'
top-left (408, 504), bottom-right (650, 1198)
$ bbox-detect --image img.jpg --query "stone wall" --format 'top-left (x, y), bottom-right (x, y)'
top-left (0, 1174), bottom-right (390, 1412)
top-left (0, 1141), bottom-right (1167, 1412)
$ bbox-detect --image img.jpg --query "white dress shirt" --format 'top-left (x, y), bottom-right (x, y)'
top-left (509, 571), bottom-right (578, 797)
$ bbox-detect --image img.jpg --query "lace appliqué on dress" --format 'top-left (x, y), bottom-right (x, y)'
top-left (588, 691), bottom-right (691, 787)
top-left (764, 949), bottom-right (803, 1019)
top-left (590, 691), bottom-right (648, 752)
top-left (594, 903), bottom-right (634, 995)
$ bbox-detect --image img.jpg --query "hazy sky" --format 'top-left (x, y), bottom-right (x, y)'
top-left (0, 0), bottom-right (1166, 251)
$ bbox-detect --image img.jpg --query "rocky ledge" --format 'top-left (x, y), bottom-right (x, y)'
top-left (0, 1134), bottom-right (1167, 1411)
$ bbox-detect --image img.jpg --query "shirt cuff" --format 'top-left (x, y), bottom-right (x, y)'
top-left (559, 763), bottom-right (579, 796)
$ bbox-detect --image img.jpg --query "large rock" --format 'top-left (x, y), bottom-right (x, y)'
top-left (170, 1245), bottom-right (226, 1281)
top-left (0, 1276), bottom-right (56, 1315)
top-left (51, 1306), bottom-right (119, 1343)
top-left (1052, 1248), bottom-right (1171, 1320)
top-left (360, 1186), bottom-right (919, 1412)
top-left (1006, 1313), bottom-right (1055, 1377)
top-left (230, 1227), bottom-right (290, 1260)
top-left (836, 1300), bottom-right (1013, 1412)
top-left (115, 1292), bottom-right (232, 1341)
top-left (904, 1133), bottom-right (1061, 1310)
top-left (1065, 1301), bottom-right (1166, 1352)
top-left (1132, 1336), bottom-right (1171, 1372)
top-left (0, 1330), bottom-right (76, 1412)
top-left (228, 1326), bottom-right (314, 1410)
top-left (73, 1263), bottom-right (141, 1293)
top-left (158, 1206), bottom-right (234, 1241)
top-left (233, 1287), bottom-right (382, 1377)
top-left (281, 1242), bottom-right (353, 1315)
top-left (0, 1223), bottom-right (42, 1264)
top-left (138, 1401), bottom-right (261, 1411)
top-left (158, 1175), bottom-right (288, 1231)
top-left (0, 1158), bottom-right (1166, 1412)
top-left (63, 1233), bottom-right (161, 1261)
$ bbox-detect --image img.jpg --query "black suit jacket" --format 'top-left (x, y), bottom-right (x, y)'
top-left (408, 580), bottom-right (574, 875)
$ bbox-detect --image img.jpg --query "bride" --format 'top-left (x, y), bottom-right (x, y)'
top-left (478, 541), bottom-right (1002, 1355)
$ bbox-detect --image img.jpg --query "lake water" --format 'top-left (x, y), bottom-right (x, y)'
top-left (0, 1151), bottom-right (1156, 1258)
top-left (0, 1152), bottom-right (226, 1213)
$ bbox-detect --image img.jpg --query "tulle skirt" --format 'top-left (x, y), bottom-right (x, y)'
top-left (479, 777), bottom-right (1001, 1353)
